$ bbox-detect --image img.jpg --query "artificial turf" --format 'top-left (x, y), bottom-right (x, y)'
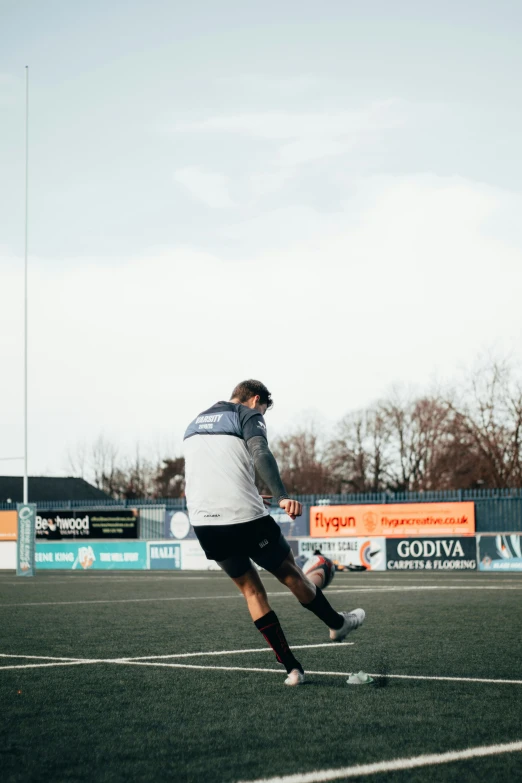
top-left (0, 570), bottom-right (521, 783)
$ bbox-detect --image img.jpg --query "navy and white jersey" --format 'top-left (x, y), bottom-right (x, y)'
top-left (183, 401), bottom-right (269, 527)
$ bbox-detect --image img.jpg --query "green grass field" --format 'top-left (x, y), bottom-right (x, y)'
top-left (1, 569), bottom-right (521, 783)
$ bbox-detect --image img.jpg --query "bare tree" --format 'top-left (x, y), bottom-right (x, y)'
top-left (90, 436), bottom-right (120, 496)
top-left (116, 446), bottom-right (157, 499)
top-left (327, 407), bottom-right (390, 493)
top-left (271, 426), bottom-right (332, 495)
top-left (381, 393), bottom-right (455, 491)
top-left (67, 440), bottom-right (88, 479)
top-left (154, 457), bottom-right (185, 498)
top-left (445, 359), bottom-right (522, 488)
top-left (65, 357), bottom-right (522, 499)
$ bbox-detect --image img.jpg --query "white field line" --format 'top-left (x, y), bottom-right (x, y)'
top-left (0, 660), bottom-right (103, 671)
top-left (0, 653), bottom-right (87, 661)
top-left (1, 576), bottom-right (521, 586)
top-left (2, 584), bottom-right (522, 607)
top-left (1, 575), bottom-right (519, 583)
top-left (0, 576), bottom-right (224, 585)
top-left (234, 740), bottom-right (522, 783)
top-left (107, 661), bottom-right (522, 685)
top-left (318, 586), bottom-right (522, 594)
top-left (2, 659), bottom-right (522, 685)
top-left (0, 643), bottom-right (353, 664)
top-left (119, 642), bottom-right (354, 661)
top-left (0, 594), bottom-right (241, 607)
top-left (1, 651), bottom-right (521, 685)
top-left (306, 670), bottom-right (522, 686)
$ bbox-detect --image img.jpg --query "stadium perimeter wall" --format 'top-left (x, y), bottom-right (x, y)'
top-left (1, 534), bottom-right (521, 572)
top-left (2, 488), bottom-right (522, 533)
top-left (5, 534), bottom-right (518, 572)
top-left (1, 490), bottom-right (522, 571)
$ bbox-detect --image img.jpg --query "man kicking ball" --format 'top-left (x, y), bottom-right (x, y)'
top-left (183, 379), bottom-right (365, 686)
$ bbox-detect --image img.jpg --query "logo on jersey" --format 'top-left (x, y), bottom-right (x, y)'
top-left (257, 421), bottom-right (266, 431)
top-left (196, 413), bottom-right (224, 431)
top-left (258, 539), bottom-right (269, 548)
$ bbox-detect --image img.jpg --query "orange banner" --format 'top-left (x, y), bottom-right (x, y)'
top-left (0, 511), bottom-right (17, 541)
top-left (310, 502), bottom-right (475, 538)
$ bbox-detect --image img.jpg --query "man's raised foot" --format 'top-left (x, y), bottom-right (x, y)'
top-left (329, 608), bottom-right (366, 642)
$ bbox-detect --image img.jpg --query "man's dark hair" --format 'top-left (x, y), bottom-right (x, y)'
top-left (230, 379), bottom-right (273, 409)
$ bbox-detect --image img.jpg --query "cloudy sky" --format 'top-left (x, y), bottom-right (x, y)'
top-left (1, 0), bottom-right (522, 478)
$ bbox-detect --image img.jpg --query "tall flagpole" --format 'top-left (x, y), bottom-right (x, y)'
top-left (23, 66), bottom-right (29, 505)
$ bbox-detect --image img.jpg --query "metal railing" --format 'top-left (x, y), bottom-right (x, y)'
top-left (2, 488), bottom-right (522, 534)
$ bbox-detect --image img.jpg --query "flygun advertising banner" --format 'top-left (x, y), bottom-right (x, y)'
top-left (310, 502), bottom-right (475, 538)
top-left (36, 509), bottom-right (138, 540)
top-left (35, 541), bottom-right (148, 570)
top-left (478, 535), bottom-right (522, 571)
top-left (0, 511), bottom-right (18, 541)
top-left (17, 504), bottom-right (36, 576)
top-left (298, 537), bottom-right (386, 571)
top-left (386, 537), bottom-right (477, 571)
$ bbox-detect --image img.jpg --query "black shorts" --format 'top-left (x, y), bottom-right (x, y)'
top-left (193, 515), bottom-right (291, 578)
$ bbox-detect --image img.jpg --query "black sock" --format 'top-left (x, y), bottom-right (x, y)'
top-left (301, 586), bottom-right (343, 630)
top-left (254, 611), bottom-right (303, 674)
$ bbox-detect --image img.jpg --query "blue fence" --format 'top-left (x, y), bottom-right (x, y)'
top-left (2, 488), bottom-right (522, 533)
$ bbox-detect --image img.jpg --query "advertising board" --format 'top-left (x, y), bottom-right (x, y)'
top-left (310, 502), bottom-right (475, 538)
top-left (478, 535), bottom-right (522, 571)
top-left (35, 541), bottom-right (147, 570)
top-left (164, 506), bottom-right (309, 540)
top-left (298, 537), bottom-right (386, 571)
top-left (164, 510), bottom-right (196, 540)
top-left (386, 537), bottom-right (477, 571)
top-left (17, 504), bottom-right (36, 576)
top-left (148, 541), bottom-right (181, 570)
top-left (270, 505), bottom-right (309, 538)
top-left (35, 509), bottom-right (138, 540)
top-left (0, 511), bottom-right (17, 541)
top-left (0, 541), bottom-right (16, 569)
top-left (179, 539), bottom-right (221, 570)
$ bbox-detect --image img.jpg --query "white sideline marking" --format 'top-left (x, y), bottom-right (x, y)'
top-left (0, 661), bottom-right (101, 671)
top-left (2, 659), bottom-right (522, 685)
top-left (0, 653), bottom-right (85, 661)
top-left (1, 651), bottom-right (521, 685)
top-left (120, 642), bottom-right (354, 660)
top-left (306, 670), bottom-right (522, 686)
top-left (118, 661), bottom-right (289, 674)
top-left (108, 661), bottom-right (522, 685)
top-left (2, 584), bottom-right (522, 607)
top-left (318, 586), bottom-right (522, 595)
top-left (0, 643), bottom-right (353, 664)
top-left (1, 576), bottom-right (223, 585)
top-left (234, 740), bottom-right (522, 783)
top-left (0, 594), bottom-right (239, 607)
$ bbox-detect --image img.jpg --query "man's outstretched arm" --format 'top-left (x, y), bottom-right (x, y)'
top-left (247, 436), bottom-right (302, 519)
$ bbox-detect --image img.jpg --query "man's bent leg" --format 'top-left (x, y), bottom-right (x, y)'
top-left (227, 562), bottom-right (271, 622)
top-left (229, 565), bottom-right (303, 678)
top-left (273, 552), bottom-right (344, 630)
top-left (272, 550), bottom-right (316, 603)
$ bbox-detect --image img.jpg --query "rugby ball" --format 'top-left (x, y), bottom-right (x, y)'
top-left (302, 555), bottom-right (336, 589)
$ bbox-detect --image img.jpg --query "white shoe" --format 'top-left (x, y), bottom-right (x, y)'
top-left (329, 608), bottom-right (366, 642)
top-left (284, 668), bottom-right (305, 686)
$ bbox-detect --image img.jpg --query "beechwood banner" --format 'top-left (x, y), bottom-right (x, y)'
top-left (310, 502), bottom-right (475, 538)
